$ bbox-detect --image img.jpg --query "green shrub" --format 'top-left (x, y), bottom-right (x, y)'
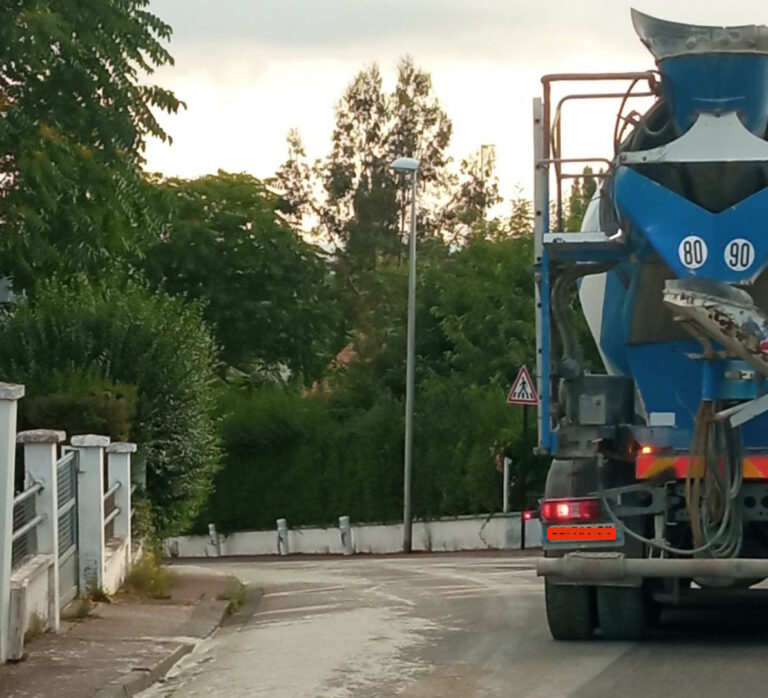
top-left (19, 369), bottom-right (137, 440)
top-left (217, 577), bottom-right (247, 615)
top-left (0, 277), bottom-right (221, 537)
top-left (86, 584), bottom-right (111, 603)
top-left (198, 379), bottom-right (525, 532)
top-left (123, 551), bottom-right (177, 599)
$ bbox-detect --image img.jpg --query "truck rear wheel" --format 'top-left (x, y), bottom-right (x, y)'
top-left (597, 586), bottom-right (647, 641)
top-left (545, 580), bottom-right (595, 641)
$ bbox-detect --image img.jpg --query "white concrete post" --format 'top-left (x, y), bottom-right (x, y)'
top-left (276, 518), bottom-right (289, 556)
top-left (71, 434), bottom-right (110, 592)
top-left (339, 516), bottom-right (353, 556)
top-left (105, 443), bottom-right (135, 555)
top-left (0, 383), bottom-right (24, 663)
top-left (17, 429), bottom-right (66, 633)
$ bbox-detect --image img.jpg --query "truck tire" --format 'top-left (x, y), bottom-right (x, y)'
top-left (545, 580), bottom-right (595, 641)
top-left (597, 586), bottom-right (646, 641)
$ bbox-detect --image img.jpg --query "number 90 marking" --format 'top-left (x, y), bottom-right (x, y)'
top-left (724, 239), bottom-right (755, 272)
top-left (678, 236), bottom-right (707, 270)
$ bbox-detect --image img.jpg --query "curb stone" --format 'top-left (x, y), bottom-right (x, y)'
top-left (93, 643), bottom-right (193, 697)
top-left (92, 590), bottom-right (231, 697)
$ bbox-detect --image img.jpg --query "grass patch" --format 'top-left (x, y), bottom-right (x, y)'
top-left (87, 584), bottom-right (111, 603)
top-left (217, 577), bottom-right (247, 615)
top-left (62, 597), bottom-right (95, 620)
top-left (75, 598), bottom-right (93, 618)
top-left (122, 551), bottom-right (178, 600)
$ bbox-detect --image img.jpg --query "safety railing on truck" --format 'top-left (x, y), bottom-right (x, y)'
top-left (533, 71), bottom-right (660, 454)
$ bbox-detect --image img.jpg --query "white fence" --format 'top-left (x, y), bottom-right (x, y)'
top-left (0, 382), bottom-right (138, 663)
top-left (166, 513), bottom-right (543, 559)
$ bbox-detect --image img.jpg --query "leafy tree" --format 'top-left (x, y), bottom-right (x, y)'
top-left (0, 1), bottom-right (182, 292)
top-left (317, 59), bottom-right (452, 260)
top-left (276, 59), bottom-right (499, 273)
top-left (565, 167), bottom-right (598, 232)
top-left (441, 146), bottom-right (502, 245)
top-left (507, 191), bottom-right (534, 238)
top-left (425, 235), bottom-right (535, 385)
top-left (144, 172), bottom-right (340, 382)
top-left (0, 278), bottom-right (220, 536)
top-left (277, 59), bottom-right (506, 378)
top-left (202, 221), bottom-right (543, 530)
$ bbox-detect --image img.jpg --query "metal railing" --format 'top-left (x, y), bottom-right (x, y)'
top-left (103, 480), bottom-right (121, 540)
top-left (540, 71), bottom-right (659, 232)
top-left (57, 451), bottom-right (77, 566)
top-left (11, 481), bottom-right (44, 568)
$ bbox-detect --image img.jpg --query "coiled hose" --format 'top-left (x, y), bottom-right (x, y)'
top-left (685, 402), bottom-right (743, 559)
top-left (599, 400), bottom-right (744, 558)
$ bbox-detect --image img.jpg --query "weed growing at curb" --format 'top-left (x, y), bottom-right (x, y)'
top-left (72, 597), bottom-right (94, 619)
top-left (217, 577), bottom-right (247, 615)
top-left (87, 584), bottom-right (111, 603)
top-left (123, 550), bottom-right (178, 599)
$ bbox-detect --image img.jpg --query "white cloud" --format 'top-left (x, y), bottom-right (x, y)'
top-left (144, 1), bottom-right (768, 201)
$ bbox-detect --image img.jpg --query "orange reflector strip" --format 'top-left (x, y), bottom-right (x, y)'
top-left (546, 526), bottom-right (617, 542)
top-left (636, 455), bottom-right (768, 480)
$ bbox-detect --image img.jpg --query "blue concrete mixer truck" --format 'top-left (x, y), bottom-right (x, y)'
top-left (534, 10), bottom-right (768, 640)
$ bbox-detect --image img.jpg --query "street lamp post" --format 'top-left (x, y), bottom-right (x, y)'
top-left (391, 156), bottom-right (420, 554)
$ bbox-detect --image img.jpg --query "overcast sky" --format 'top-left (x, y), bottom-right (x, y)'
top-left (144, 1), bottom-right (768, 203)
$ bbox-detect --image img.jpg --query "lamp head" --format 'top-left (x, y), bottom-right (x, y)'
top-left (390, 157), bottom-right (420, 172)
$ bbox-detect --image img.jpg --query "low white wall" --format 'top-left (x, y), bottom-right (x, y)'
top-left (10, 555), bottom-right (55, 634)
top-left (522, 516), bottom-right (543, 548)
top-left (165, 513), bottom-right (543, 559)
top-left (103, 538), bottom-right (131, 594)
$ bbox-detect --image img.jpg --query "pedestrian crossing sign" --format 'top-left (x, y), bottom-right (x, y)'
top-left (507, 365), bottom-right (538, 405)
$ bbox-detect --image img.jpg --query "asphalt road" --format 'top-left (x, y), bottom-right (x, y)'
top-left (139, 554), bottom-right (768, 698)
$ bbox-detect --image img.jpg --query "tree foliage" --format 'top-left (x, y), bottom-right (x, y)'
top-left (203, 205), bottom-right (546, 531)
top-left (0, 279), bottom-right (221, 536)
top-left (0, 0), bottom-right (182, 292)
top-left (277, 58), bottom-right (499, 274)
top-left (565, 167), bottom-right (598, 232)
top-left (144, 172), bottom-right (341, 381)
top-left (0, 11), bottom-right (571, 536)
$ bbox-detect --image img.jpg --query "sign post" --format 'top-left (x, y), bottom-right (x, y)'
top-left (507, 365), bottom-right (539, 547)
top-left (502, 457), bottom-right (511, 513)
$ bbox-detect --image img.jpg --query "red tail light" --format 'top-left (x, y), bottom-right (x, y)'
top-left (540, 497), bottom-right (601, 523)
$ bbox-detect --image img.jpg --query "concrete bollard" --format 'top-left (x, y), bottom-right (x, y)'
top-left (208, 523), bottom-right (221, 557)
top-left (339, 515), bottom-right (353, 556)
top-left (276, 518), bottom-right (289, 556)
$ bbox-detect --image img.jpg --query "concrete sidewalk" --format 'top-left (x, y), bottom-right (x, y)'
top-left (0, 567), bottom-right (233, 698)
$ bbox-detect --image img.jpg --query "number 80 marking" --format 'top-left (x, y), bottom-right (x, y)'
top-left (724, 239), bottom-right (755, 272)
top-left (678, 236), bottom-right (707, 270)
